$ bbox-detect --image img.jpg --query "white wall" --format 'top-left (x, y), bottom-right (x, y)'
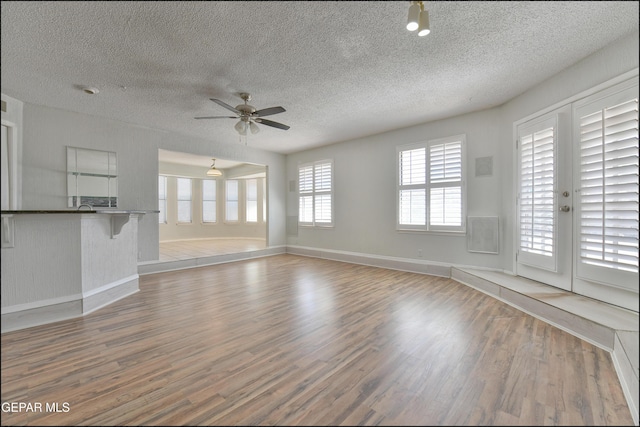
top-left (286, 31), bottom-right (639, 273)
top-left (18, 104), bottom-right (286, 261)
top-left (287, 107), bottom-right (504, 270)
top-left (11, 30), bottom-right (638, 267)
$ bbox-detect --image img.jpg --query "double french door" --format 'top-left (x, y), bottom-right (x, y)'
top-left (516, 78), bottom-right (639, 312)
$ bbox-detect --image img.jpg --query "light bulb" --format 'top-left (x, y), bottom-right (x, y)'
top-left (407, 2), bottom-right (420, 31)
top-left (234, 120), bottom-right (247, 135)
top-left (418, 10), bottom-right (430, 36)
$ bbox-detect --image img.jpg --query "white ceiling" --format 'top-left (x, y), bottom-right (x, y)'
top-left (158, 149), bottom-right (247, 169)
top-left (2, 1), bottom-right (638, 155)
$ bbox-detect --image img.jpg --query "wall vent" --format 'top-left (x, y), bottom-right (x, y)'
top-left (467, 216), bottom-right (499, 254)
top-left (475, 156), bottom-right (493, 177)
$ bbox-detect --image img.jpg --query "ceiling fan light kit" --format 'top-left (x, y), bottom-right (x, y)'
top-left (195, 92), bottom-right (290, 137)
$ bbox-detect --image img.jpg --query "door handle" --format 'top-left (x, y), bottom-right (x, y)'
top-left (559, 205), bottom-right (571, 212)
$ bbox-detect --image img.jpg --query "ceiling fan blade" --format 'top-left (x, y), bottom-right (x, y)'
top-left (210, 98), bottom-right (241, 114)
top-left (254, 106), bottom-right (286, 117)
top-left (255, 118), bottom-right (290, 130)
top-left (194, 116), bottom-right (237, 119)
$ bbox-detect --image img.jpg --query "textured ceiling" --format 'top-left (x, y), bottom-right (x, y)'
top-left (2, 1), bottom-right (638, 154)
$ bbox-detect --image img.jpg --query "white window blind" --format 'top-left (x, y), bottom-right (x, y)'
top-left (575, 88), bottom-right (638, 289)
top-left (314, 162), bottom-right (332, 224)
top-left (399, 148), bottom-right (426, 226)
top-left (298, 160), bottom-right (333, 226)
top-left (429, 141), bottom-right (463, 228)
top-left (263, 179), bottom-right (267, 223)
top-left (158, 175), bottom-right (167, 224)
top-left (176, 177), bottom-right (192, 223)
top-left (246, 178), bottom-right (258, 223)
top-left (519, 127), bottom-right (555, 258)
top-left (1, 125), bottom-right (9, 210)
top-left (202, 179), bottom-right (217, 223)
top-left (397, 135), bottom-right (465, 232)
top-left (225, 179), bottom-right (239, 222)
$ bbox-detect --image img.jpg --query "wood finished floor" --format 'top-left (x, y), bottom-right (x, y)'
top-left (159, 238), bottom-right (266, 261)
top-left (1, 254), bottom-right (633, 426)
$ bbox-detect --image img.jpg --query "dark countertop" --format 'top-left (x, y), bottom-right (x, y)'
top-left (1, 210), bottom-right (160, 214)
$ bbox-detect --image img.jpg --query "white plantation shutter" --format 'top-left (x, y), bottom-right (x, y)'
top-left (429, 141), bottom-right (463, 229)
top-left (246, 178), bottom-right (258, 223)
top-left (574, 86), bottom-right (638, 291)
top-left (399, 148), bottom-right (427, 226)
top-left (299, 164), bottom-right (314, 224)
top-left (298, 160), bottom-right (333, 226)
top-left (314, 162), bottom-right (332, 224)
top-left (397, 135), bottom-right (465, 231)
top-left (518, 116), bottom-right (557, 271)
top-left (158, 175), bottom-right (167, 224)
top-left (225, 179), bottom-right (239, 222)
top-left (399, 189), bottom-right (426, 225)
top-left (177, 177), bottom-right (192, 223)
top-left (400, 148), bottom-right (426, 185)
top-left (202, 179), bottom-right (217, 223)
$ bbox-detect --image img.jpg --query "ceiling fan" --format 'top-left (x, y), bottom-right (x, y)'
top-left (195, 93), bottom-right (290, 135)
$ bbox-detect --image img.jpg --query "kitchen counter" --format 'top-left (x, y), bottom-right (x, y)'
top-left (1, 210), bottom-right (156, 332)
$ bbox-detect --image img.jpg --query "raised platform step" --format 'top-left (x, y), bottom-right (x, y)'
top-left (451, 267), bottom-right (639, 426)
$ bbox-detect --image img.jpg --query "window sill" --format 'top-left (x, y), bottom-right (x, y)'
top-left (299, 224), bottom-right (334, 229)
top-left (397, 229), bottom-right (466, 237)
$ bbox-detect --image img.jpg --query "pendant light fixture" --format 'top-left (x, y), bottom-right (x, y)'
top-left (406, 1), bottom-right (430, 37)
top-left (406, 1), bottom-right (421, 31)
top-left (206, 158), bottom-right (222, 177)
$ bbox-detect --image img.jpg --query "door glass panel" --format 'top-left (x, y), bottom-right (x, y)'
top-left (574, 87), bottom-right (639, 292)
top-left (518, 116), bottom-right (558, 272)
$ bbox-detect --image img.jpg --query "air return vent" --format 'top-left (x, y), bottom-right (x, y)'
top-left (467, 216), bottom-right (499, 254)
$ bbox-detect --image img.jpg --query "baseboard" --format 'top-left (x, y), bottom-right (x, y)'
top-left (138, 245), bottom-right (287, 275)
top-left (286, 245), bottom-right (452, 277)
top-left (1, 276), bottom-right (140, 333)
top-left (82, 275), bottom-right (140, 314)
top-left (1, 299), bottom-right (83, 333)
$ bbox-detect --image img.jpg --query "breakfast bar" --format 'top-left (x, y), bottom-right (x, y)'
top-left (1, 209), bottom-right (156, 332)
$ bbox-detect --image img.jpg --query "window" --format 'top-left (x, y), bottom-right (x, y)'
top-left (263, 178), bottom-right (267, 222)
top-left (298, 160), bottom-right (333, 226)
top-left (574, 85), bottom-right (638, 289)
top-left (176, 177), bottom-right (192, 223)
top-left (1, 125), bottom-right (11, 210)
top-left (66, 146), bottom-right (117, 208)
top-left (1, 94), bottom-right (23, 211)
top-left (397, 135), bottom-right (466, 232)
top-left (158, 175), bottom-right (167, 224)
top-left (246, 178), bottom-right (258, 223)
top-left (225, 179), bottom-right (239, 222)
top-left (202, 179), bottom-right (217, 223)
